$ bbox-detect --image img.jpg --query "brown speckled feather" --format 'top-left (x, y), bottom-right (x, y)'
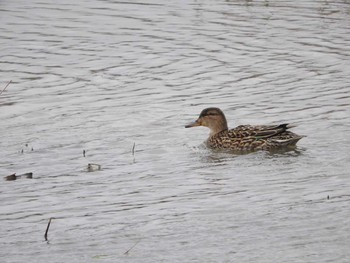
top-left (207, 126), bottom-right (302, 151)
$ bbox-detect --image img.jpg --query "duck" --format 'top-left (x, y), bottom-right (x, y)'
top-left (185, 107), bottom-right (304, 152)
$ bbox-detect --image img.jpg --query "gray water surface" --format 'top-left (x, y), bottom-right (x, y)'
top-left (1, 0), bottom-right (350, 262)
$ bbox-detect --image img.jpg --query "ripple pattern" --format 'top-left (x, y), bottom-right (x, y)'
top-left (1, 0), bottom-right (350, 262)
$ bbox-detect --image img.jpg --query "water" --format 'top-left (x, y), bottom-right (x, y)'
top-left (1, 0), bottom-right (350, 262)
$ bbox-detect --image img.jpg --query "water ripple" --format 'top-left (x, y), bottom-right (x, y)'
top-left (1, 0), bottom-right (350, 262)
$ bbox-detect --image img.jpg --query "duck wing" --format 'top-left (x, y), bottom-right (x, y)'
top-left (207, 124), bottom-right (303, 151)
top-left (228, 124), bottom-right (292, 139)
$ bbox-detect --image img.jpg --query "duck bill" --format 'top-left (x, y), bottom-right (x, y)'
top-left (185, 119), bottom-right (201, 128)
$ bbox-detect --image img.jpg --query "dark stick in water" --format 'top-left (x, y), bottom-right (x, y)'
top-left (44, 218), bottom-right (54, 241)
top-left (124, 239), bottom-right (141, 255)
top-left (132, 142), bottom-right (136, 156)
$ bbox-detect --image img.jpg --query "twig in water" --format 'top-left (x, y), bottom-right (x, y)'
top-left (132, 142), bottom-right (136, 156)
top-left (124, 239), bottom-right (141, 255)
top-left (0, 80), bottom-right (12, 96)
top-left (44, 217), bottom-right (54, 241)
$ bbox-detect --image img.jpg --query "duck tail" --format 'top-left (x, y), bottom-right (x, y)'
top-left (278, 123), bottom-right (296, 130)
top-left (273, 135), bottom-right (305, 147)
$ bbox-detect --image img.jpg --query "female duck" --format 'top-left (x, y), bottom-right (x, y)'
top-left (185, 107), bottom-right (303, 152)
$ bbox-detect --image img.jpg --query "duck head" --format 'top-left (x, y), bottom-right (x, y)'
top-left (185, 107), bottom-right (228, 136)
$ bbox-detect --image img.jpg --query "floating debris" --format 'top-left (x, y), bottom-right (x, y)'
top-left (4, 172), bottom-right (33, 181)
top-left (5, 173), bottom-right (17, 181)
top-left (20, 143), bottom-right (34, 154)
top-left (87, 163), bottom-right (101, 172)
top-left (22, 172), bottom-right (33, 179)
top-left (83, 150), bottom-right (86, 157)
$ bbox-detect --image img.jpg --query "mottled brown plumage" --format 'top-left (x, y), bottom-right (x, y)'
top-left (185, 107), bottom-right (304, 152)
